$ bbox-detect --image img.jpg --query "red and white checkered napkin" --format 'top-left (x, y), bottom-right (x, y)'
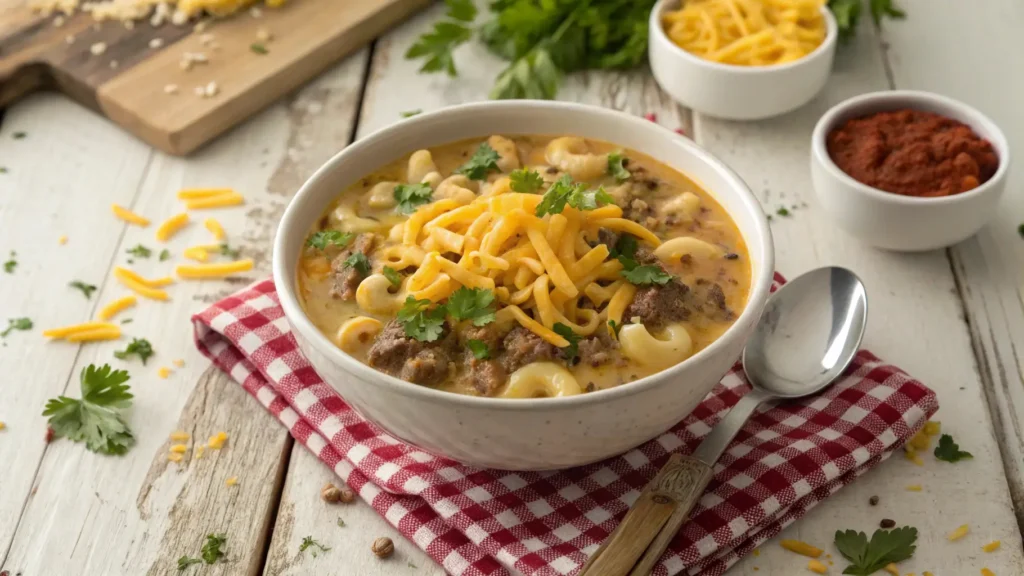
top-left (192, 273), bottom-right (938, 576)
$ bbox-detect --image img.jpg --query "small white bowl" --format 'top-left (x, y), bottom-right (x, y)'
top-left (811, 90), bottom-right (1010, 252)
top-left (274, 101), bottom-right (775, 470)
top-left (648, 0), bottom-right (837, 121)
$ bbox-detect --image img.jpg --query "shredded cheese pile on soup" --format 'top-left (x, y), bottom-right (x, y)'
top-left (298, 135), bottom-right (751, 398)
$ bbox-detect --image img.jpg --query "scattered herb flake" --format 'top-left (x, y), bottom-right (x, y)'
top-left (509, 168), bottom-right (544, 194)
top-left (250, 42), bottom-right (268, 54)
top-left (455, 142), bottom-right (501, 180)
top-left (12, 132), bottom-right (26, 139)
top-left (446, 287), bottom-right (496, 326)
top-left (400, 109), bottom-right (423, 118)
top-left (408, 561), bottom-right (419, 569)
top-left (0, 167), bottom-right (7, 174)
top-left (1, 317), bottom-right (32, 338)
top-left (467, 339), bottom-right (490, 360)
top-left (177, 556), bottom-right (203, 571)
top-left (607, 151), bottom-right (631, 182)
top-left (336, 517), bottom-right (345, 528)
top-left (394, 182), bottom-right (434, 214)
top-left (114, 338), bottom-right (155, 365)
top-left (621, 264), bottom-right (673, 286)
top-left (306, 230), bottom-right (354, 251)
top-left (3, 251), bottom-right (16, 274)
top-left (607, 319), bottom-right (622, 337)
top-left (343, 253), bottom-right (371, 276)
top-left (1018, 223), bottom-right (1024, 238)
top-left (834, 526), bottom-right (917, 575)
top-left (934, 433), bottom-right (973, 463)
top-left (69, 280), bottom-right (97, 299)
top-left (201, 533), bottom-right (227, 564)
top-left (383, 266), bottom-right (402, 288)
top-left (553, 322), bottom-right (581, 363)
top-left (159, 249), bottom-right (171, 261)
top-left (397, 296), bottom-right (447, 342)
top-left (219, 243), bottom-right (241, 259)
top-left (121, 318), bottom-right (133, 324)
top-left (776, 207), bottom-right (791, 217)
top-left (126, 244), bottom-right (152, 259)
top-left (299, 535), bottom-right (331, 558)
top-left (42, 364), bottom-right (135, 455)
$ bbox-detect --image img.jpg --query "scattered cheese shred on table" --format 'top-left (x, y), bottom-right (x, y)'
top-left (948, 524), bottom-right (970, 541)
top-left (114, 266), bottom-right (174, 288)
top-left (807, 559), bottom-right (827, 574)
top-left (752, 549), bottom-right (760, 557)
top-left (43, 321), bottom-right (119, 339)
top-left (195, 444), bottom-right (206, 459)
top-left (177, 187), bottom-right (235, 200)
top-left (780, 540), bottom-right (823, 558)
top-left (904, 448), bottom-right (924, 466)
top-left (923, 572), bottom-right (934, 576)
top-left (173, 358), bottom-right (186, 367)
top-left (183, 246), bottom-right (210, 262)
top-left (924, 421), bottom-right (941, 436)
top-left (184, 192), bottom-right (244, 210)
top-left (883, 564), bottom-right (899, 576)
top-left (98, 294), bottom-right (137, 321)
top-left (158, 367), bottom-right (172, 379)
top-left (168, 453), bottom-right (184, 463)
top-left (982, 540), bottom-right (1001, 552)
top-left (169, 444), bottom-right (188, 454)
top-left (204, 217), bottom-right (226, 240)
top-left (58, 235), bottom-right (68, 245)
top-left (156, 213), bottom-right (190, 242)
top-left (225, 476), bottom-right (239, 487)
top-left (112, 204), bottom-right (150, 227)
top-left (908, 430), bottom-right (931, 451)
top-left (113, 268), bottom-right (171, 300)
top-left (208, 431), bottom-right (228, 449)
top-left (0, 422), bottom-right (6, 431)
top-left (170, 431), bottom-right (190, 441)
top-left (981, 569), bottom-right (996, 576)
top-left (176, 259), bottom-right (253, 278)
top-left (906, 484), bottom-right (923, 492)
top-left (65, 326), bottom-right (122, 342)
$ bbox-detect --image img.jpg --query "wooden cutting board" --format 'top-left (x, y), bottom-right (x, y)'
top-left (0, 0), bottom-right (430, 155)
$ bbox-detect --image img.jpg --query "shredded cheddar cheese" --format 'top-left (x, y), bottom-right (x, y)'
top-left (948, 524), bottom-right (969, 541)
top-left (807, 559), bottom-right (828, 574)
top-left (184, 192), bottom-right (244, 210)
top-left (97, 295), bottom-right (137, 321)
top-left (58, 235), bottom-right (68, 245)
top-left (43, 321), bottom-right (119, 339)
top-left (158, 367), bottom-right (172, 379)
top-left (168, 453), bottom-right (184, 463)
top-left (983, 540), bottom-right (1001, 552)
top-left (156, 213), bottom-right (190, 242)
top-left (177, 187), bottom-right (235, 200)
top-left (923, 421), bottom-right (941, 436)
top-left (113, 267), bottom-right (174, 288)
top-left (906, 484), bottom-right (922, 492)
top-left (183, 246), bottom-right (210, 262)
top-left (112, 204), bottom-right (150, 226)
top-left (114, 270), bottom-right (170, 301)
top-left (208, 431), bottom-right (228, 449)
top-left (176, 259), bottom-right (254, 279)
top-left (0, 422), bottom-right (6, 431)
top-left (883, 564), bottom-right (899, 576)
top-left (65, 326), bottom-right (122, 342)
top-left (173, 358), bottom-right (186, 367)
top-left (170, 431), bottom-right (190, 441)
top-left (752, 549), bottom-right (760, 557)
top-left (981, 569), bottom-right (995, 576)
top-left (204, 217), bottom-right (226, 240)
top-left (780, 540), bottom-right (823, 559)
top-left (195, 444), bottom-right (206, 459)
top-left (225, 476), bottom-right (239, 486)
top-left (169, 444), bottom-right (188, 454)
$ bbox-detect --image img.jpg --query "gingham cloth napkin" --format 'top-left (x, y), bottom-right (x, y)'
top-left (192, 273), bottom-right (938, 576)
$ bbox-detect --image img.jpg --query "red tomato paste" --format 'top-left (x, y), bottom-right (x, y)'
top-left (827, 109), bottom-right (999, 197)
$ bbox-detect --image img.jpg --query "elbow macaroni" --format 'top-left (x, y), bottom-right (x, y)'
top-left (618, 323), bottom-right (694, 369)
top-left (500, 363), bottom-right (582, 398)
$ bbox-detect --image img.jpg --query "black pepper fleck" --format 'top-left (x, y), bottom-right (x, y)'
top-left (724, 253), bottom-right (739, 260)
top-left (869, 495), bottom-right (879, 506)
top-left (880, 518), bottom-right (896, 529)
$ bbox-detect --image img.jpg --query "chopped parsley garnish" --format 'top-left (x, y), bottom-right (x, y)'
top-left (408, 561), bottom-right (419, 569)
top-left (400, 109), bottom-right (422, 118)
top-left (219, 243), bottom-right (241, 259)
top-left (393, 182), bottom-right (434, 214)
top-left (0, 167), bottom-right (7, 174)
top-left (446, 287), bottom-right (496, 326)
top-left (12, 132), bottom-right (26, 139)
top-left (306, 230), bottom-right (354, 251)
top-left (343, 253), bottom-right (371, 276)
top-left (201, 533), bottom-right (227, 564)
top-left (299, 535), bottom-right (331, 558)
top-left (336, 517), bottom-right (345, 527)
top-left (42, 364), bottom-right (135, 455)
top-left (553, 322), bottom-right (581, 363)
top-left (1018, 223), bottom-right (1024, 238)
top-left (455, 142), bottom-right (501, 180)
top-left (607, 319), bottom-right (622, 337)
top-left (621, 264), bottom-right (673, 286)
top-left (776, 207), bottom-right (791, 217)
top-left (610, 234), bottom-right (638, 260)
top-left (126, 244), bottom-right (152, 259)
top-left (397, 296), bottom-right (447, 342)
top-left (467, 339), bottom-right (490, 360)
top-left (114, 338), bottom-right (154, 365)
top-left (2, 317), bottom-right (32, 338)
top-left (834, 526), bottom-right (917, 575)
top-left (934, 433), bottom-right (973, 463)
top-left (607, 151), bottom-right (631, 182)
top-left (535, 175), bottom-right (613, 216)
top-left (159, 249), bottom-right (171, 261)
top-left (177, 556), bottom-right (203, 571)
top-left (509, 168), bottom-right (543, 193)
top-left (69, 280), bottom-right (97, 299)
top-left (3, 251), bottom-right (16, 273)
top-left (250, 42), bottom-right (268, 54)
top-left (121, 318), bottom-right (133, 324)
top-left (383, 266), bottom-right (402, 288)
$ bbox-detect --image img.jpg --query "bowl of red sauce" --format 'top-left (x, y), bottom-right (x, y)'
top-left (811, 90), bottom-right (1010, 251)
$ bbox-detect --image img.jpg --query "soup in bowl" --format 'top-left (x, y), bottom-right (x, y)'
top-left (274, 102), bottom-right (774, 469)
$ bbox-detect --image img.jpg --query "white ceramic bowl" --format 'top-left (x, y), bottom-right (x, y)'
top-left (648, 0), bottom-right (837, 121)
top-left (811, 90), bottom-right (1010, 252)
top-left (273, 101), bottom-right (775, 470)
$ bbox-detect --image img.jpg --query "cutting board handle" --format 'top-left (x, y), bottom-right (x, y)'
top-left (0, 61), bottom-right (51, 107)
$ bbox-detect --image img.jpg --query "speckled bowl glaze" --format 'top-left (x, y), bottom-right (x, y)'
top-left (273, 101), bottom-right (775, 470)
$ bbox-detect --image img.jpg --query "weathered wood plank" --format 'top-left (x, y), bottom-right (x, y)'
top-left (0, 50), bottom-right (368, 575)
top-left (878, 0), bottom-right (1024, 528)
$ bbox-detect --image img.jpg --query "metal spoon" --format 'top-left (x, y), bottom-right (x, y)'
top-left (579, 266), bottom-right (868, 576)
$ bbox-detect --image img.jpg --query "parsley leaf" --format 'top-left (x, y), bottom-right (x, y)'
top-left (445, 0), bottom-right (476, 22)
top-left (510, 168), bottom-right (543, 193)
top-left (1017, 223), bottom-right (1024, 238)
top-left (3, 251), bottom-right (16, 273)
top-left (405, 20), bottom-right (473, 76)
top-left (621, 264), bottom-right (673, 286)
top-left (177, 556), bottom-right (203, 571)
top-left (336, 517), bottom-right (346, 527)
top-left (114, 338), bottom-right (155, 365)
top-left (69, 280), bottom-right (97, 299)
top-left (201, 533), bottom-right (227, 564)
top-left (299, 535), bottom-right (331, 558)
top-left (400, 109), bottom-right (422, 118)
top-left (607, 319), bottom-right (622, 337)
top-left (446, 287), bottom-right (496, 326)
top-left (393, 183), bottom-right (434, 214)
top-left (455, 142), bottom-right (502, 181)
top-left (776, 207), bottom-right (791, 217)
top-left (219, 243), bottom-right (241, 259)
top-left (869, 0), bottom-right (905, 26)
top-left (1, 317), bottom-right (32, 338)
top-left (834, 527), bottom-right (917, 575)
top-left (383, 266), bottom-right (402, 288)
top-left (610, 234), bottom-right (638, 260)
top-left (607, 151), bottom-right (631, 182)
top-left (42, 364), bottom-right (135, 455)
top-left (934, 434), bottom-right (973, 463)
top-left (126, 244), bottom-right (152, 259)
top-left (397, 296), bottom-right (447, 342)
top-left (467, 339), bottom-right (491, 360)
top-left (553, 322), bottom-right (580, 363)
top-left (306, 230), bottom-right (354, 251)
top-left (343, 253), bottom-right (371, 276)
top-left (535, 175), bottom-right (612, 216)
top-left (490, 48), bottom-right (561, 100)
top-left (159, 249), bottom-right (171, 261)
top-left (568, 186), bottom-right (614, 211)
top-left (250, 42), bottom-right (268, 54)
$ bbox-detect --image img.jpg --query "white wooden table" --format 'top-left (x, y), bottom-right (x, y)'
top-left (2, 1), bottom-right (1024, 574)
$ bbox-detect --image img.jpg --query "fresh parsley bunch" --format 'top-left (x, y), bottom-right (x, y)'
top-left (42, 364), bottom-right (135, 455)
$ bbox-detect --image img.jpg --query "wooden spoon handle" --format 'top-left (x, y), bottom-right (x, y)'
top-left (578, 454), bottom-right (714, 576)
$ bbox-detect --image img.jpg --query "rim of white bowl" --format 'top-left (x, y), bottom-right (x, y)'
top-left (273, 100), bottom-right (775, 411)
top-left (811, 90), bottom-right (1011, 206)
top-left (649, 0), bottom-right (838, 74)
